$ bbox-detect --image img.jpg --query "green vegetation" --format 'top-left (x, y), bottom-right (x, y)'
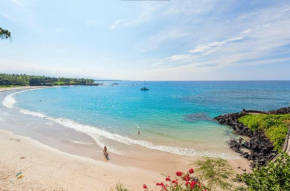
top-left (0, 27), bottom-right (11, 40)
top-left (0, 73), bottom-right (95, 87)
top-left (0, 85), bottom-right (23, 88)
top-left (238, 114), bottom-right (290, 151)
top-left (196, 158), bottom-right (235, 191)
top-left (110, 182), bottom-right (129, 191)
top-left (241, 153), bottom-right (290, 191)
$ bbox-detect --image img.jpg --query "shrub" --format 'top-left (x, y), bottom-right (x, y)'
top-left (240, 153), bottom-right (290, 191)
top-left (110, 182), bottom-right (130, 191)
top-left (196, 158), bottom-right (234, 191)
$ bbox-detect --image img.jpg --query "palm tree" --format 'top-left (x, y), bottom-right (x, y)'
top-left (0, 27), bottom-right (11, 40)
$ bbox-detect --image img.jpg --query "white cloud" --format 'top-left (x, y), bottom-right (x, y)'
top-left (149, 2), bottom-right (290, 77)
top-left (124, 3), bottom-right (163, 26)
top-left (188, 36), bottom-right (243, 54)
top-left (242, 28), bottom-right (252, 34)
top-left (111, 2), bottom-right (167, 29)
top-left (152, 35), bottom-right (243, 67)
top-left (140, 28), bottom-right (191, 51)
top-left (170, 54), bottom-right (191, 61)
top-left (110, 19), bottom-right (125, 30)
top-left (10, 0), bottom-right (23, 6)
top-left (162, 0), bottom-right (222, 16)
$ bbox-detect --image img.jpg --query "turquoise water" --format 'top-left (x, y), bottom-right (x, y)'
top-left (10, 81), bottom-right (290, 158)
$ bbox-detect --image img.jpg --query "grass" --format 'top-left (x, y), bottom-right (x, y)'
top-left (110, 182), bottom-right (130, 191)
top-left (238, 114), bottom-right (290, 151)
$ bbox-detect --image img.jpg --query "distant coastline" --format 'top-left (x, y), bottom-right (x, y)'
top-left (0, 73), bottom-right (102, 87)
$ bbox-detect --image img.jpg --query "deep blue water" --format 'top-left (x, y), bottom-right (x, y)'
top-left (11, 81), bottom-right (290, 157)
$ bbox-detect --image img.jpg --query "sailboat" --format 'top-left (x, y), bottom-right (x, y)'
top-left (140, 80), bottom-right (149, 91)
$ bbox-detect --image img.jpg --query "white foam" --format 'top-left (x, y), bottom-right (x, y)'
top-left (2, 88), bottom-right (46, 109)
top-left (90, 135), bottom-right (126, 155)
top-left (2, 92), bottom-right (17, 108)
top-left (2, 90), bottom-right (239, 159)
top-left (71, 140), bottom-right (94, 145)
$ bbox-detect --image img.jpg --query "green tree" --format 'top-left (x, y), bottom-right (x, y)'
top-left (0, 27), bottom-right (11, 40)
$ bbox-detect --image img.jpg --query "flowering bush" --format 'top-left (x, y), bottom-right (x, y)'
top-left (143, 168), bottom-right (208, 191)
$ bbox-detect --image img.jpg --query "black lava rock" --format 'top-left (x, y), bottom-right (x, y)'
top-left (214, 107), bottom-right (288, 168)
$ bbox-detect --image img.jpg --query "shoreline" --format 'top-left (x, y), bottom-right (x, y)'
top-left (0, 86), bottom-right (49, 92)
top-left (0, 129), bottom-right (163, 191)
top-left (0, 86), bottom-right (251, 190)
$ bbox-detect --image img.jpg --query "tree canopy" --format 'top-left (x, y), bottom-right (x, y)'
top-left (0, 73), bottom-right (95, 87)
top-left (0, 27), bottom-right (11, 40)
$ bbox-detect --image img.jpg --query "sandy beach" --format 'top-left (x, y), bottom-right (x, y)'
top-left (0, 86), bottom-right (47, 92)
top-left (0, 129), bottom-right (166, 191)
top-left (0, 86), bottom-right (251, 191)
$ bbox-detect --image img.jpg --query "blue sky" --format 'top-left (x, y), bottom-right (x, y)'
top-left (1, 0), bottom-right (290, 80)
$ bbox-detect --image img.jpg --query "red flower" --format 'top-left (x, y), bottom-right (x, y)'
top-left (183, 175), bottom-right (190, 181)
top-left (143, 184), bottom-right (148, 189)
top-left (190, 181), bottom-right (197, 188)
top-left (165, 177), bottom-right (171, 181)
top-left (189, 168), bottom-right (194, 174)
top-left (176, 171), bottom-right (183, 176)
top-left (172, 180), bottom-right (176, 183)
top-left (185, 181), bottom-right (190, 186)
top-left (156, 182), bottom-right (164, 186)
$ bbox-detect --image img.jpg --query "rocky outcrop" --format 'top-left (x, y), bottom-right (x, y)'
top-left (214, 112), bottom-right (253, 136)
top-left (269, 107), bottom-right (290, 115)
top-left (214, 111), bottom-right (277, 167)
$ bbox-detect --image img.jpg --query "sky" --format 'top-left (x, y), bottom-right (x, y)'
top-left (1, 0), bottom-right (290, 80)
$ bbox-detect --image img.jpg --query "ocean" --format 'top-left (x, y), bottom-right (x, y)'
top-left (2, 81), bottom-right (290, 159)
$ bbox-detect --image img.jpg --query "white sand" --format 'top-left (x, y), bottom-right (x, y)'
top-left (0, 130), bottom-right (164, 191)
top-left (0, 86), bottom-right (47, 92)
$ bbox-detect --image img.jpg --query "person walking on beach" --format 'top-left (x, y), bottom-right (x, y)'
top-left (103, 146), bottom-right (109, 160)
